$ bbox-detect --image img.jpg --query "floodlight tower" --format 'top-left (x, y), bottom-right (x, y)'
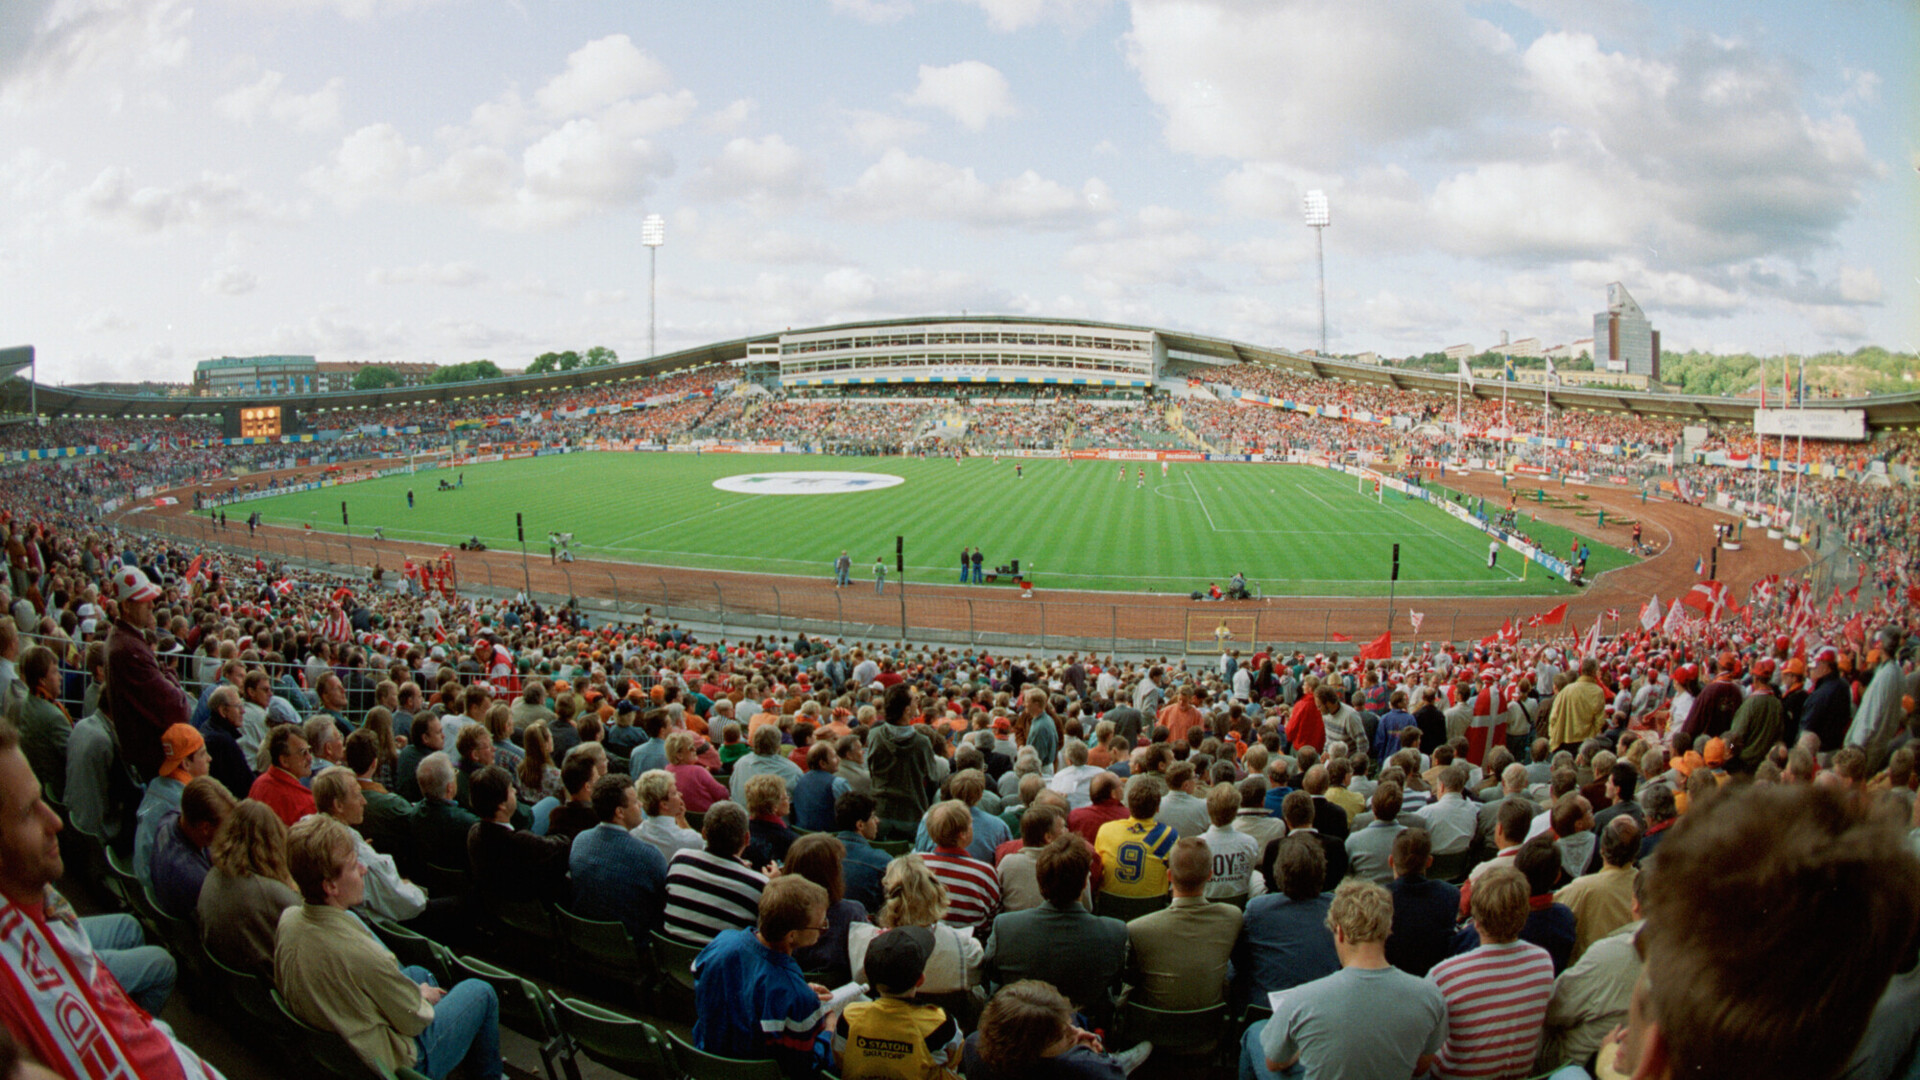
top-left (641, 213), bottom-right (666, 358)
top-left (1303, 190), bottom-right (1330, 356)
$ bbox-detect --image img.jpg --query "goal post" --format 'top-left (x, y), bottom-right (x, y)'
top-left (1186, 611), bottom-right (1260, 654)
top-left (1356, 468), bottom-right (1384, 504)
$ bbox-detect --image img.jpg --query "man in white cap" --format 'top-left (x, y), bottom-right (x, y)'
top-left (105, 565), bottom-right (194, 782)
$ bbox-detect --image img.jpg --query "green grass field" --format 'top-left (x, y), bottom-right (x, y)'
top-left (230, 453), bottom-right (1625, 597)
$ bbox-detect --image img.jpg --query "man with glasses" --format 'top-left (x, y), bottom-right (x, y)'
top-left (250, 724), bottom-right (316, 826)
top-left (692, 875), bottom-right (837, 1075)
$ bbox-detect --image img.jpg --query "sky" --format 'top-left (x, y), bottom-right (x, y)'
top-left (2, 0), bottom-right (1915, 387)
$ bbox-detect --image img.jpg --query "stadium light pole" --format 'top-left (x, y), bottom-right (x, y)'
top-left (1303, 190), bottom-right (1330, 356)
top-left (641, 214), bottom-right (666, 358)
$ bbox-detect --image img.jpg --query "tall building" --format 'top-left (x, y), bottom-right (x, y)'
top-left (1593, 283), bottom-right (1659, 378)
top-left (193, 355), bottom-right (317, 395)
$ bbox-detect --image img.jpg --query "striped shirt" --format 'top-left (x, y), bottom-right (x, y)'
top-left (662, 848), bottom-right (768, 947)
top-left (923, 848), bottom-right (1000, 930)
top-left (1426, 939), bottom-right (1556, 1080)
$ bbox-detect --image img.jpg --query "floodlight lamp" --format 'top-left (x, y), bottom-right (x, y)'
top-left (1303, 190), bottom-right (1329, 228)
top-left (641, 214), bottom-right (666, 247)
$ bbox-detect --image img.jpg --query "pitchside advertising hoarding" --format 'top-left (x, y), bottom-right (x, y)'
top-left (1753, 408), bottom-right (1866, 441)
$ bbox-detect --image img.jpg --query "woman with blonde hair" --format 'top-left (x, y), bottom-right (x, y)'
top-left (197, 800), bottom-right (300, 978)
top-left (517, 720), bottom-right (564, 804)
top-left (666, 730), bottom-right (729, 813)
top-left (360, 706), bottom-right (402, 792)
top-left (845, 854), bottom-right (982, 996)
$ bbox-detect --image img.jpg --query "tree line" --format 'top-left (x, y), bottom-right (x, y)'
top-left (349, 346), bottom-right (619, 391)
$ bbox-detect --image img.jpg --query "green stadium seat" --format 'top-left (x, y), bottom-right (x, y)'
top-left (665, 1029), bottom-right (784, 1080)
top-left (552, 905), bottom-right (655, 999)
top-left (1114, 999), bottom-right (1229, 1057)
top-left (452, 954), bottom-right (580, 1080)
top-left (549, 995), bottom-right (675, 1080)
top-left (362, 914), bottom-right (456, 989)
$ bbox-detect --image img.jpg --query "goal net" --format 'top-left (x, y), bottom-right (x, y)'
top-left (405, 448), bottom-right (454, 473)
top-left (1185, 611), bottom-right (1260, 655)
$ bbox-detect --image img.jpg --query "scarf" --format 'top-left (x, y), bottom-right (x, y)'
top-left (0, 886), bottom-right (218, 1080)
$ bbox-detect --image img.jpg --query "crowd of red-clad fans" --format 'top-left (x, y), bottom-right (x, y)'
top-left (0, 357), bottom-right (1916, 1080)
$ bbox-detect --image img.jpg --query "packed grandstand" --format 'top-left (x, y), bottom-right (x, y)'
top-left (0, 319), bottom-right (1917, 1080)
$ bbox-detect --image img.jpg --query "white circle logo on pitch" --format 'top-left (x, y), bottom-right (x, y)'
top-left (713, 471), bottom-right (904, 496)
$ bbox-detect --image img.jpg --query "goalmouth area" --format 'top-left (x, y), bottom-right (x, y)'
top-left (217, 451), bottom-right (1628, 600)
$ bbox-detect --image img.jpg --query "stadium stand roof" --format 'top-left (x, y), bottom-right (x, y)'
top-left (3, 317), bottom-right (1916, 429)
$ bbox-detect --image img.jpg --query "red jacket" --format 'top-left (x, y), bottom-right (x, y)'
top-left (1286, 695), bottom-right (1325, 752)
top-left (249, 767), bottom-right (317, 827)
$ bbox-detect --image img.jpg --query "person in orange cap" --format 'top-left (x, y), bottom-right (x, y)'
top-left (134, 723), bottom-right (209, 887)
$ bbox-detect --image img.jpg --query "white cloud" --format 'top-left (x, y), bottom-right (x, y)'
top-left (828, 0), bottom-right (914, 23)
top-left (903, 61), bottom-right (1015, 132)
top-left (366, 262), bottom-right (487, 287)
top-left (1, 147), bottom-right (67, 201)
top-left (689, 134), bottom-right (812, 209)
top-left (76, 306), bottom-right (134, 333)
top-left (583, 289), bottom-right (629, 306)
top-left (1835, 266), bottom-right (1882, 305)
top-left (843, 109), bottom-right (926, 153)
top-left (0, 0), bottom-right (192, 108)
top-left (202, 266), bottom-right (258, 295)
top-left (214, 70), bottom-right (343, 131)
top-left (304, 38), bottom-right (690, 230)
top-left (533, 34), bottom-right (673, 118)
top-left (678, 209), bottom-right (843, 265)
top-left (68, 166), bottom-right (299, 234)
top-left (838, 148), bottom-right (1109, 228)
top-left (682, 266), bottom-right (1016, 325)
top-left (959, 0), bottom-right (1115, 32)
top-left (703, 98), bottom-right (755, 133)
top-left (1064, 207), bottom-right (1214, 290)
top-left (1125, 0), bottom-right (1518, 168)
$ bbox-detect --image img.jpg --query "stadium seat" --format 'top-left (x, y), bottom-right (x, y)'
top-left (872, 839), bottom-right (911, 857)
top-left (549, 995), bottom-right (675, 1080)
top-left (648, 930), bottom-right (702, 1021)
top-left (362, 914), bottom-right (456, 989)
top-left (271, 987), bottom-right (389, 1080)
top-left (552, 905), bottom-right (656, 1000)
top-left (665, 1029), bottom-right (784, 1080)
top-left (684, 811), bottom-right (705, 831)
top-left (421, 861), bottom-right (469, 900)
top-left (1428, 849), bottom-right (1472, 884)
top-left (1114, 1000), bottom-right (1229, 1057)
top-left (452, 954), bottom-right (579, 1080)
top-left (1093, 891), bottom-right (1169, 922)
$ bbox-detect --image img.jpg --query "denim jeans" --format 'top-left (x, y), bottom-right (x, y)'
top-left (84, 914), bottom-right (176, 1016)
top-left (1239, 1023), bottom-right (1308, 1080)
top-left (400, 966), bottom-right (502, 1080)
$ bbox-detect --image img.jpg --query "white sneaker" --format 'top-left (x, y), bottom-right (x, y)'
top-left (1111, 1040), bottom-right (1154, 1075)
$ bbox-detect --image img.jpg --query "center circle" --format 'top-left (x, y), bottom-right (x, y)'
top-left (712, 471), bottom-right (905, 495)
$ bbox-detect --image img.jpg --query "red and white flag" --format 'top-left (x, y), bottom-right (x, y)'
top-left (1683, 580), bottom-right (1727, 621)
top-left (1409, 610), bottom-right (1425, 634)
top-left (1640, 595), bottom-right (1662, 632)
top-left (1605, 608), bottom-right (1621, 622)
top-left (321, 605), bottom-right (351, 642)
top-left (273, 578), bottom-right (293, 596)
top-left (1464, 683), bottom-right (1498, 766)
top-left (1663, 598), bottom-right (1688, 635)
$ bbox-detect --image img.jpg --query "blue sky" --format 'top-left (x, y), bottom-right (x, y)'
top-left (2, 0), bottom-right (1914, 385)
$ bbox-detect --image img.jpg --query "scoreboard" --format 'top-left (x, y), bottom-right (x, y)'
top-left (239, 406), bottom-right (282, 439)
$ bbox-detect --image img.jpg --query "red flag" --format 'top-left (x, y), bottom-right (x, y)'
top-left (1844, 612), bottom-right (1865, 648)
top-left (1540, 602), bottom-right (1568, 626)
top-left (1605, 608), bottom-right (1621, 621)
top-left (185, 555), bottom-right (205, 582)
top-left (1359, 631), bottom-right (1392, 660)
top-left (1758, 357), bottom-right (1767, 410)
top-left (1328, 632), bottom-right (1352, 642)
top-left (1824, 586), bottom-right (1840, 618)
top-left (1908, 586), bottom-right (1920, 608)
top-left (1845, 585), bottom-right (1859, 605)
top-left (1683, 581), bottom-right (1727, 619)
top-left (1526, 613), bottom-right (1546, 629)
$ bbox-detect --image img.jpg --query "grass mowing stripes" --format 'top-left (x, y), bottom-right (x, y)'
top-left (232, 453), bottom-right (1592, 598)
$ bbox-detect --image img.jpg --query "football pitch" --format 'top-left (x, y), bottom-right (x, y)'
top-left (231, 453), bottom-right (1628, 598)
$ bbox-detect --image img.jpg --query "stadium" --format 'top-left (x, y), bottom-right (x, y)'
top-left (4, 303), bottom-right (1919, 1080)
top-left (4, 3), bottom-right (1919, 1077)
